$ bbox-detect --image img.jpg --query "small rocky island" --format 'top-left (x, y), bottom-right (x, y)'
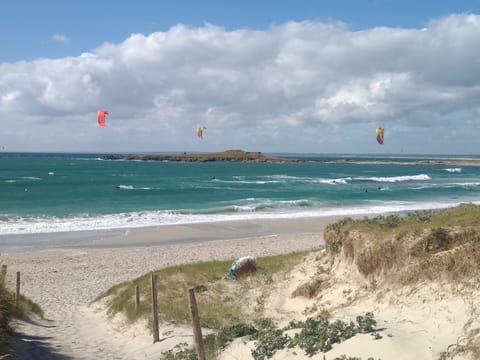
top-left (102, 149), bottom-right (480, 166)
top-left (102, 150), bottom-right (301, 162)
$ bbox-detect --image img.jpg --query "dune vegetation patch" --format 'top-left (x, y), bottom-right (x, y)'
top-left (0, 262), bottom-right (44, 357)
top-left (323, 203), bottom-right (480, 284)
top-left (94, 251), bottom-right (309, 330)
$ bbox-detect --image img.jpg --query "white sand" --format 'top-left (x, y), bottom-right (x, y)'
top-left (219, 252), bottom-right (480, 360)
top-left (2, 217), bottom-right (328, 359)
top-left (3, 216), bottom-right (479, 360)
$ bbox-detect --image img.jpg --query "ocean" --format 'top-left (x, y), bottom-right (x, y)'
top-left (1, 152), bottom-right (480, 241)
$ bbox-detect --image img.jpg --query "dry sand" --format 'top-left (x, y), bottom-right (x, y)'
top-left (227, 252), bottom-right (480, 360)
top-left (1, 217), bottom-right (330, 360)
top-left (3, 216), bottom-right (479, 360)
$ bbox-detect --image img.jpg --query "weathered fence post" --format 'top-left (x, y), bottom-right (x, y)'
top-left (188, 288), bottom-right (205, 360)
top-left (151, 273), bottom-right (160, 343)
top-left (15, 272), bottom-right (20, 308)
top-left (0, 265), bottom-right (6, 284)
top-left (135, 285), bottom-right (140, 309)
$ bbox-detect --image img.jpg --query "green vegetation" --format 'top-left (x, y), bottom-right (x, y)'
top-left (0, 280), bottom-right (14, 355)
top-left (0, 264), bottom-right (44, 357)
top-left (161, 323), bottom-right (259, 359)
top-left (284, 312), bottom-right (378, 357)
top-left (324, 204), bottom-right (480, 283)
top-left (95, 251), bottom-right (308, 329)
top-left (95, 251), bottom-right (309, 359)
top-left (333, 356), bottom-right (381, 360)
top-left (160, 343), bottom-right (197, 360)
top-left (160, 313), bottom-right (381, 360)
top-left (326, 204), bottom-right (480, 241)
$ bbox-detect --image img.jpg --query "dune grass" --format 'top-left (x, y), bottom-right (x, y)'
top-left (0, 284), bottom-right (14, 356)
top-left (0, 263), bottom-right (44, 357)
top-left (324, 203), bottom-right (480, 283)
top-left (95, 251), bottom-right (309, 330)
top-left (326, 203), bottom-right (480, 241)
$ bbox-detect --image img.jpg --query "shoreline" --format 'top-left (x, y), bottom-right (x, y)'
top-left (4, 196), bottom-right (479, 253)
top-left (1, 199), bottom-right (471, 253)
top-left (91, 215), bottom-right (343, 247)
top-left (0, 215), bottom-right (346, 254)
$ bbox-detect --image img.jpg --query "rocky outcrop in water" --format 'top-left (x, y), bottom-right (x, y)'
top-left (102, 150), bottom-right (304, 162)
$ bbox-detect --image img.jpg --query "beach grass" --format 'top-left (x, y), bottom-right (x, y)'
top-left (324, 203), bottom-right (480, 283)
top-left (0, 282), bottom-right (13, 356)
top-left (326, 203), bottom-right (480, 237)
top-left (94, 251), bottom-right (309, 329)
top-left (0, 263), bottom-right (44, 357)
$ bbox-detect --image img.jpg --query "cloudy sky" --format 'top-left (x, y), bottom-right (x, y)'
top-left (1, 0), bottom-right (480, 155)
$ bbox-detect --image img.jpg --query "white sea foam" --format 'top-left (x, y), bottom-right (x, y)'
top-left (444, 168), bottom-right (462, 173)
top-left (268, 175), bottom-right (303, 181)
top-left (278, 199), bottom-right (312, 207)
top-left (218, 175), bottom-right (355, 186)
top-left (2, 199), bottom-right (479, 235)
top-left (17, 176), bottom-right (42, 181)
top-left (319, 178), bottom-right (349, 185)
top-left (232, 205), bottom-right (257, 212)
top-left (410, 182), bottom-right (480, 190)
top-left (354, 174), bottom-right (431, 182)
top-left (114, 184), bottom-right (151, 190)
top-left (218, 178), bottom-right (283, 184)
top-left (116, 185), bottom-right (134, 189)
top-left (228, 174), bottom-right (353, 185)
top-left (453, 182), bottom-right (480, 187)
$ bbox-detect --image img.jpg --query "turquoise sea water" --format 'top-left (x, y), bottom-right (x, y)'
top-left (1, 152), bottom-right (480, 236)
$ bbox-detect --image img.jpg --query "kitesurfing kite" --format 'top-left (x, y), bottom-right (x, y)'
top-left (376, 127), bottom-right (384, 145)
top-left (97, 109), bottom-right (109, 127)
top-left (196, 125), bottom-right (207, 139)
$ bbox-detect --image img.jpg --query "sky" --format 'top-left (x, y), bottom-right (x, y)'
top-left (1, 0), bottom-right (480, 155)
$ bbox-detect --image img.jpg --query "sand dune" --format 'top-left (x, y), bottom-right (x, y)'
top-left (3, 215), bottom-right (479, 359)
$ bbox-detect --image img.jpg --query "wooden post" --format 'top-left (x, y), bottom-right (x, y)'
top-left (135, 285), bottom-right (140, 309)
top-left (151, 273), bottom-right (160, 343)
top-left (0, 265), bottom-right (6, 284)
top-left (15, 272), bottom-right (20, 308)
top-left (188, 288), bottom-right (205, 360)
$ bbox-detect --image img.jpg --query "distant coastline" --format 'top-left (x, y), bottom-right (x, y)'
top-left (102, 149), bottom-right (480, 166)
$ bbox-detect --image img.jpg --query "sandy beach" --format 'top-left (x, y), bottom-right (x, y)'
top-left (2, 214), bottom-right (479, 360)
top-left (1, 217), bottom-right (330, 359)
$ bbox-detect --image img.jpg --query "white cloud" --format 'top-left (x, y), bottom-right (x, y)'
top-left (51, 33), bottom-right (70, 44)
top-left (1, 15), bottom-right (480, 154)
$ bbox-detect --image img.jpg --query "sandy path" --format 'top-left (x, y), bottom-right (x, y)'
top-left (2, 219), bottom-right (327, 360)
